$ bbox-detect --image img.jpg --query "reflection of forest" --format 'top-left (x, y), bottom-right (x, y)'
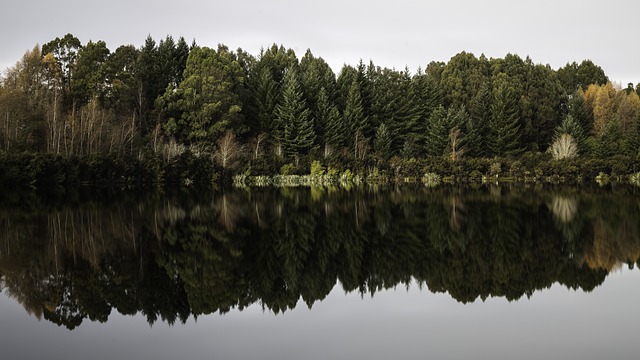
top-left (0, 186), bottom-right (639, 329)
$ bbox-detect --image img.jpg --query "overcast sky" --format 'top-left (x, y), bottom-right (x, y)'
top-left (2, 0), bottom-right (639, 85)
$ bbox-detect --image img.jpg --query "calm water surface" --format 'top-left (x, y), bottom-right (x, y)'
top-left (1, 185), bottom-right (640, 359)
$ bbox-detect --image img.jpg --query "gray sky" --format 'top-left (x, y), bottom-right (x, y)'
top-left (2, 0), bottom-right (639, 85)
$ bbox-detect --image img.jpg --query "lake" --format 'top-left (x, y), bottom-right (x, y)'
top-left (1, 184), bottom-right (640, 359)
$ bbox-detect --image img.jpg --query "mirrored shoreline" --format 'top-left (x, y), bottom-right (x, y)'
top-left (1, 185), bottom-right (639, 330)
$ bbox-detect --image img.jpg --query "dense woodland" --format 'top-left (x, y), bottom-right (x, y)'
top-left (1, 34), bottom-right (640, 187)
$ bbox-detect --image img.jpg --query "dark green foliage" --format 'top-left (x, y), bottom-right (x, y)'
top-left (2, 34), bottom-right (637, 184)
top-left (625, 113), bottom-right (640, 156)
top-left (466, 81), bottom-right (491, 157)
top-left (299, 49), bottom-right (336, 121)
top-left (595, 119), bottom-right (624, 158)
top-left (71, 40), bottom-right (110, 105)
top-left (343, 80), bottom-right (368, 145)
top-left (374, 123), bottom-right (393, 160)
top-left (440, 52), bottom-right (489, 109)
top-left (424, 106), bottom-right (450, 156)
top-left (156, 45), bottom-right (244, 144)
top-left (567, 90), bottom-right (594, 136)
top-left (101, 45), bottom-right (139, 114)
top-left (135, 35), bottom-right (191, 132)
top-left (557, 60), bottom-right (608, 92)
top-left (488, 74), bottom-right (523, 157)
top-left (318, 87), bottom-right (346, 153)
top-left (275, 68), bottom-right (316, 162)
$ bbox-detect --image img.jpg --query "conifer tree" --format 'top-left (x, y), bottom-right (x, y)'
top-left (567, 90), bottom-right (593, 136)
top-left (344, 80), bottom-right (368, 148)
top-left (374, 123), bottom-right (393, 160)
top-left (254, 66), bottom-right (278, 135)
top-left (317, 87), bottom-right (344, 156)
top-left (275, 68), bottom-right (315, 163)
top-left (467, 81), bottom-right (491, 157)
top-left (595, 119), bottom-right (623, 158)
top-left (424, 106), bottom-right (450, 156)
top-left (553, 115), bottom-right (586, 153)
top-left (488, 75), bottom-right (523, 156)
top-left (624, 113), bottom-right (640, 156)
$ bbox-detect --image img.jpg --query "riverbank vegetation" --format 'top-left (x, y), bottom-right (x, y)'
top-left (1, 34), bottom-right (639, 189)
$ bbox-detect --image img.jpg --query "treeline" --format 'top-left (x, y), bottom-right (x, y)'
top-left (1, 33), bottom-right (640, 183)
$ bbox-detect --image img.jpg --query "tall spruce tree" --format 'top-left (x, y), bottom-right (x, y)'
top-left (424, 105), bottom-right (450, 156)
top-left (275, 68), bottom-right (315, 163)
top-left (488, 74), bottom-right (523, 156)
top-left (316, 87), bottom-right (344, 156)
top-left (374, 122), bottom-right (393, 160)
top-left (343, 80), bottom-right (368, 147)
top-left (595, 119), bottom-right (624, 158)
top-left (466, 81), bottom-right (491, 157)
top-left (567, 90), bottom-right (593, 137)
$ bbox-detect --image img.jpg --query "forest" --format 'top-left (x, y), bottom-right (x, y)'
top-left (1, 33), bottom-right (640, 188)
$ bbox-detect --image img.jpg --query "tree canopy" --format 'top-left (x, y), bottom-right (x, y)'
top-left (1, 33), bottom-right (638, 173)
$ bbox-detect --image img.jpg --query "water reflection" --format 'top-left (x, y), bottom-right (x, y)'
top-left (0, 185), bottom-right (639, 329)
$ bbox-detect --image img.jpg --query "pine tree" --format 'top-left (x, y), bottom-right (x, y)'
top-left (254, 66), bottom-right (278, 135)
top-left (467, 81), bottom-right (491, 157)
top-left (374, 123), bottom-right (393, 160)
top-left (275, 68), bottom-right (315, 163)
top-left (488, 75), bottom-right (523, 157)
top-left (553, 115), bottom-right (586, 153)
top-left (343, 80), bottom-right (368, 149)
top-left (624, 112), bottom-right (640, 156)
top-left (317, 87), bottom-right (344, 156)
top-left (595, 119), bottom-right (623, 158)
top-left (567, 90), bottom-right (593, 136)
top-left (424, 106), bottom-right (450, 156)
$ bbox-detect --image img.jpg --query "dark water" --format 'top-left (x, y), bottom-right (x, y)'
top-left (1, 185), bottom-right (640, 359)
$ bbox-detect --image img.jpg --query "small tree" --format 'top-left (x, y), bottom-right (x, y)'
top-left (215, 130), bottom-right (242, 170)
top-left (448, 127), bottom-right (465, 161)
top-left (549, 133), bottom-right (578, 160)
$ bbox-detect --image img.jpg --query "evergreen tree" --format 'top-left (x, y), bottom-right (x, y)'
top-left (553, 115), bottom-right (586, 153)
top-left (466, 82), bottom-right (491, 157)
top-left (412, 73), bottom-right (443, 121)
top-left (317, 87), bottom-right (344, 155)
top-left (624, 112), bottom-right (640, 156)
top-left (424, 106), bottom-right (450, 156)
top-left (254, 66), bottom-right (278, 135)
top-left (299, 49), bottom-right (336, 121)
top-left (41, 33), bottom-right (81, 109)
top-left (71, 40), bottom-right (110, 106)
top-left (156, 45), bottom-right (244, 144)
top-left (275, 68), bottom-right (315, 163)
top-left (343, 80), bottom-right (368, 147)
top-left (374, 123), bottom-right (393, 160)
top-left (567, 90), bottom-right (593, 136)
top-left (595, 119), bottom-right (624, 158)
top-left (440, 51), bottom-right (489, 109)
top-left (488, 74), bottom-right (523, 157)
top-left (102, 45), bottom-right (139, 115)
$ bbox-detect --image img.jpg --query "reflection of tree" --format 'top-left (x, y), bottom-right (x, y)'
top-left (550, 195), bottom-right (578, 223)
top-left (579, 193), bottom-right (640, 270)
top-left (1, 186), bottom-right (639, 328)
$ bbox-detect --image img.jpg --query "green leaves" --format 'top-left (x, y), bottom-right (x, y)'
top-left (157, 45), bottom-right (244, 145)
